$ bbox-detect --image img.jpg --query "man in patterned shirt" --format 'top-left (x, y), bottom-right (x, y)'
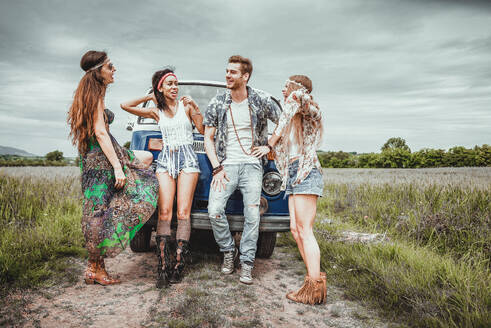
top-left (203, 55), bottom-right (282, 284)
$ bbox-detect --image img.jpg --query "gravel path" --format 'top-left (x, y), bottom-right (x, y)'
top-left (12, 236), bottom-right (392, 328)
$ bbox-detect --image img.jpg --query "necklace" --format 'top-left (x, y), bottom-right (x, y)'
top-left (228, 103), bottom-right (255, 156)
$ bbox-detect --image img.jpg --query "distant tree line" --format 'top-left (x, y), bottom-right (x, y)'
top-left (318, 138), bottom-right (491, 168)
top-left (0, 150), bottom-right (70, 167)
top-left (2, 140), bottom-right (490, 168)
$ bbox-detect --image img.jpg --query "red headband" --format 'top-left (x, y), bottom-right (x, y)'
top-left (157, 72), bottom-right (177, 90)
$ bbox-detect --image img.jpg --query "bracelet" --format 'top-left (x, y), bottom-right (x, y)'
top-left (267, 144), bottom-right (273, 152)
top-left (212, 165), bottom-right (224, 176)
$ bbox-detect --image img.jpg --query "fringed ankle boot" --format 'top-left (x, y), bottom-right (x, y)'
top-left (286, 275), bottom-right (326, 305)
top-left (155, 235), bottom-right (172, 289)
top-left (286, 275), bottom-right (308, 300)
top-left (320, 272), bottom-right (327, 300)
top-left (169, 240), bottom-right (192, 284)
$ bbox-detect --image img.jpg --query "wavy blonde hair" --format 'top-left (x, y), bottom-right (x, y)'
top-left (67, 51), bottom-right (107, 155)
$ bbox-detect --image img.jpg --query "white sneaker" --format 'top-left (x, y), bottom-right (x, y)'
top-left (239, 262), bottom-right (253, 285)
top-left (221, 248), bottom-right (237, 274)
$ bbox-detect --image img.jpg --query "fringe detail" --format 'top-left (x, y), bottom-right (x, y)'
top-left (320, 272), bottom-right (327, 300)
top-left (286, 275), bottom-right (326, 305)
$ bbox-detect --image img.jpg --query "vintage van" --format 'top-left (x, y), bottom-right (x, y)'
top-left (127, 81), bottom-right (289, 258)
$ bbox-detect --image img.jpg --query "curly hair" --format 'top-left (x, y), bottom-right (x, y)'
top-left (151, 67), bottom-right (175, 112)
top-left (67, 50), bottom-right (107, 155)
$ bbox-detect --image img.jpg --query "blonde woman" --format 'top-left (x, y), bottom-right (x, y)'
top-left (266, 75), bottom-right (326, 304)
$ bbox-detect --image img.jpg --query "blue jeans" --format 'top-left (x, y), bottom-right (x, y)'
top-left (208, 163), bottom-right (262, 265)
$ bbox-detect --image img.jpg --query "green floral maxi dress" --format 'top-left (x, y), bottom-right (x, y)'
top-left (80, 109), bottom-right (159, 259)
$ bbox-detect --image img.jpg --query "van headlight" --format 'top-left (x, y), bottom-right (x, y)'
top-left (262, 171), bottom-right (282, 196)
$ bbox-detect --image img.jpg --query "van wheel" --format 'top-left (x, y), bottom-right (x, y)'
top-left (256, 232), bottom-right (277, 258)
top-left (130, 223), bottom-right (152, 252)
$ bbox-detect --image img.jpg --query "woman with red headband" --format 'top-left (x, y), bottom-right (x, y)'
top-left (68, 50), bottom-right (159, 286)
top-left (121, 68), bottom-right (204, 288)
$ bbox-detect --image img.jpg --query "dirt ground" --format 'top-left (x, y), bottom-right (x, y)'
top-left (7, 233), bottom-right (393, 328)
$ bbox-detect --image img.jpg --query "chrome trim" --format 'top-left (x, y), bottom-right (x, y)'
top-left (262, 171), bottom-right (282, 196)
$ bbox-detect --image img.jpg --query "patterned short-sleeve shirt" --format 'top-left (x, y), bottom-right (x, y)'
top-left (203, 86), bottom-right (282, 165)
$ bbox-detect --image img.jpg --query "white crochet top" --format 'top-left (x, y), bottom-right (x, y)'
top-left (158, 100), bottom-right (194, 148)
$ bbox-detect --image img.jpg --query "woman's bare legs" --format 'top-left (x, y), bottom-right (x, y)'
top-left (176, 171), bottom-right (199, 239)
top-left (292, 194), bottom-right (320, 279)
top-left (168, 171), bottom-right (199, 282)
top-left (156, 172), bottom-right (175, 234)
top-left (133, 150), bottom-right (154, 168)
top-left (289, 196), bottom-right (306, 263)
top-left (155, 172), bottom-right (175, 288)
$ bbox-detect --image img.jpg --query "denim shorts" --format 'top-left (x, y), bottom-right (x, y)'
top-left (285, 160), bottom-right (324, 197)
top-left (156, 144), bottom-right (200, 178)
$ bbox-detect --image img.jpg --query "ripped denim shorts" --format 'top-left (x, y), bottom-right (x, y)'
top-left (285, 159), bottom-right (324, 197)
top-left (156, 144), bottom-right (200, 178)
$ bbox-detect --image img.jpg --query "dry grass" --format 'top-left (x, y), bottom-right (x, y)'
top-left (307, 167), bottom-right (491, 328)
top-left (323, 167), bottom-right (491, 190)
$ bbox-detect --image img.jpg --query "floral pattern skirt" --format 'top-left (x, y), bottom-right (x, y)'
top-left (80, 134), bottom-right (159, 259)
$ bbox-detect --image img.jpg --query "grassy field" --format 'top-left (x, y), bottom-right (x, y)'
top-left (281, 167), bottom-right (490, 328)
top-left (0, 167), bottom-right (85, 292)
top-left (0, 166), bottom-right (490, 327)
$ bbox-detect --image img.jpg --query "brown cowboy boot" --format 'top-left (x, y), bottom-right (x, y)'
top-left (84, 258), bottom-right (121, 286)
top-left (84, 259), bottom-right (98, 284)
top-left (97, 258), bottom-right (121, 285)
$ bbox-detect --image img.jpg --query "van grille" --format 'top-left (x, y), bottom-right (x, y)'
top-left (193, 140), bottom-right (206, 153)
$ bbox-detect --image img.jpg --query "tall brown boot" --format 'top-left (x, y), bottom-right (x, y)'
top-left (286, 276), bottom-right (326, 305)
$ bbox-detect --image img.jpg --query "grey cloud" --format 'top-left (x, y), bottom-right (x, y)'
top-left (0, 0), bottom-right (490, 156)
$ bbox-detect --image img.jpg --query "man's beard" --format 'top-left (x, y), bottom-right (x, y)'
top-left (227, 79), bottom-right (244, 90)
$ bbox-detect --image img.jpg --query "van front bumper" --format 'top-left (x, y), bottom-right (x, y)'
top-left (190, 212), bottom-right (290, 232)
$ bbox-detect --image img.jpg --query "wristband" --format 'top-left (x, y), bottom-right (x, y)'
top-left (212, 165), bottom-right (224, 176)
top-left (267, 144), bottom-right (273, 152)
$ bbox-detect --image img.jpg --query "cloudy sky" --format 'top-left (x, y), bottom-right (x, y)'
top-left (1, 0), bottom-right (490, 157)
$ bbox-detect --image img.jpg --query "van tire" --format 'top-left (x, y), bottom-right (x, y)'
top-left (256, 232), bottom-right (277, 258)
top-left (130, 223), bottom-right (152, 252)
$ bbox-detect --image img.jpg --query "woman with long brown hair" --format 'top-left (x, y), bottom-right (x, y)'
top-left (68, 50), bottom-right (159, 285)
top-left (261, 75), bottom-right (326, 304)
